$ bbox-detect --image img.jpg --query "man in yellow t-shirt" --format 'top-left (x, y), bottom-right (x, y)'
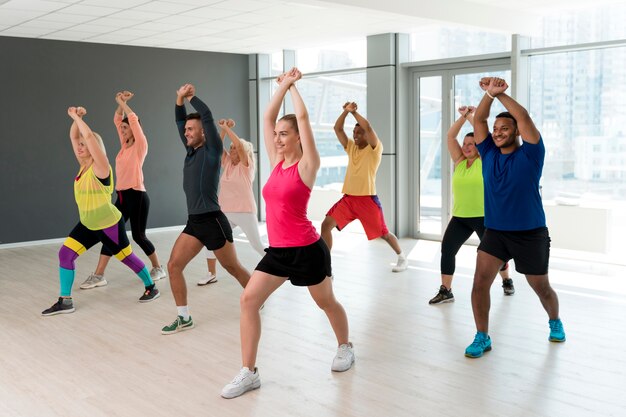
top-left (321, 102), bottom-right (407, 272)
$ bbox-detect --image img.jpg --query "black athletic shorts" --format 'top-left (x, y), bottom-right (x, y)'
top-left (255, 238), bottom-right (332, 286)
top-left (182, 211), bottom-right (233, 250)
top-left (478, 227), bottom-right (551, 275)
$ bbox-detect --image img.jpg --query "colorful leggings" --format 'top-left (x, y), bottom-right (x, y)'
top-left (58, 219), bottom-right (153, 296)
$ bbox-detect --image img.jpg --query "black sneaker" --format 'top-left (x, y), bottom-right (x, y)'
top-left (429, 285), bottom-right (454, 304)
top-left (502, 278), bottom-right (515, 295)
top-left (42, 297), bottom-right (75, 316)
top-left (139, 286), bottom-right (160, 303)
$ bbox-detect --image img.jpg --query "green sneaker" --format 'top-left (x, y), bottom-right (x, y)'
top-left (161, 315), bottom-right (194, 335)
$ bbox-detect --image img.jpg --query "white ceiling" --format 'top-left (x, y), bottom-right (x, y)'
top-left (0, 0), bottom-right (617, 54)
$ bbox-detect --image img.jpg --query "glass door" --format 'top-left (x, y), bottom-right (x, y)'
top-left (413, 62), bottom-right (510, 240)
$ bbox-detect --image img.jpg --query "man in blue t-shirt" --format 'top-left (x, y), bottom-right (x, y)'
top-left (464, 77), bottom-right (566, 358)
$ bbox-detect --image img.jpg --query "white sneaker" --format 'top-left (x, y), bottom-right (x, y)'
top-left (198, 273), bottom-right (218, 286)
top-left (79, 273), bottom-right (107, 289)
top-left (221, 367), bottom-right (261, 399)
top-left (149, 266), bottom-right (167, 281)
top-left (392, 256), bottom-right (408, 272)
top-left (331, 342), bottom-right (355, 372)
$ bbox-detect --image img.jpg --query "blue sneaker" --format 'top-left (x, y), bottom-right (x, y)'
top-left (465, 332), bottom-right (492, 358)
top-left (549, 319), bottom-right (566, 342)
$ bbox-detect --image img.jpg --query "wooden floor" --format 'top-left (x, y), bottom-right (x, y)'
top-left (1, 227), bottom-right (625, 417)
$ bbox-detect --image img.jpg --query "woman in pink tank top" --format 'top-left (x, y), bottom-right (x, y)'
top-left (221, 68), bottom-right (355, 399)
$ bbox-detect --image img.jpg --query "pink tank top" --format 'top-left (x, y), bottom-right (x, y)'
top-left (262, 160), bottom-right (320, 248)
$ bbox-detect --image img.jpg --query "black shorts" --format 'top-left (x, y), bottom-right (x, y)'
top-left (255, 238), bottom-right (332, 287)
top-left (478, 227), bottom-right (551, 275)
top-left (182, 211), bottom-right (233, 250)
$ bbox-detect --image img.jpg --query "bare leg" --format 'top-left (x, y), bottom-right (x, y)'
top-left (148, 252), bottom-right (161, 269)
top-left (214, 241), bottom-right (250, 288)
top-left (206, 258), bottom-right (217, 276)
top-left (526, 274), bottom-right (560, 320)
top-left (471, 250), bottom-right (504, 333)
top-left (308, 277), bottom-right (349, 345)
top-left (321, 216), bottom-right (337, 251)
top-left (380, 232), bottom-right (402, 255)
top-left (441, 274), bottom-right (453, 290)
top-left (94, 254), bottom-right (111, 276)
top-left (167, 233), bottom-right (204, 306)
top-left (240, 271), bottom-right (286, 368)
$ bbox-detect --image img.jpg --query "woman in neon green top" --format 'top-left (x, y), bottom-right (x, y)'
top-left (42, 106), bottom-right (160, 316)
top-left (428, 106), bottom-right (513, 305)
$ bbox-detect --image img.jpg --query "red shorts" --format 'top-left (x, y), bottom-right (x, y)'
top-left (326, 195), bottom-right (389, 240)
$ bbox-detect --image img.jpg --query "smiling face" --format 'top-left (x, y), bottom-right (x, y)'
top-left (353, 124), bottom-right (367, 149)
top-left (120, 122), bottom-right (134, 147)
top-left (184, 118), bottom-right (205, 148)
top-left (492, 117), bottom-right (518, 151)
top-left (461, 135), bottom-right (479, 159)
top-left (274, 117), bottom-right (300, 157)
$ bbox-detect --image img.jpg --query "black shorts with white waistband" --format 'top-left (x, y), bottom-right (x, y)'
top-left (255, 238), bottom-right (332, 286)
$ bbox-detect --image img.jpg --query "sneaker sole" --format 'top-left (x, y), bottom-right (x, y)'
top-left (392, 268), bottom-right (407, 273)
top-left (42, 307), bottom-right (76, 316)
top-left (139, 291), bottom-right (161, 303)
top-left (429, 298), bottom-right (455, 305)
top-left (549, 336), bottom-right (566, 343)
top-left (79, 280), bottom-right (108, 290)
top-left (331, 357), bottom-right (355, 372)
top-left (151, 276), bottom-right (166, 282)
top-left (221, 380), bottom-right (261, 399)
top-left (198, 277), bottom-right (218, 286)
top-left (465, 346), bottom-right (492, 358)
top-left (161, 322), bottom-right (195, 335)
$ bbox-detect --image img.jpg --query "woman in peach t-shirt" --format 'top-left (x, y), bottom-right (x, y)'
top-left (80, 91), bottom-right (166, 290)
top-left (199, 119), bottom-right (266, 285)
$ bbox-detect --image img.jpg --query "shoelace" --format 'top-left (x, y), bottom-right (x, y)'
top-left (231, 369), bottom-right (251, 384)
top-left (471, 335), bottom-right (486, 348)
top-left (550, 321), bottom-right (563, 332)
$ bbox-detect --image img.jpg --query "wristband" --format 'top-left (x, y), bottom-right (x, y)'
top-left (486, 91), bottom-right (495, 100)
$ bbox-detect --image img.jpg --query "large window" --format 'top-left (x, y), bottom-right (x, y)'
top-left (297, 72), bottom-right (367, 191)
top-left (529, 46), bottom-right (626, 255)
top-left (295, 39), bottom-right (366, 73)
top-left (531, 3), bottom-right (626, 48)
top-left (410, 25), bottom-right (510, 62)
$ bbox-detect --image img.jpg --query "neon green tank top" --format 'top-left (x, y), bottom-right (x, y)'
top-left (74, 165), bottom-right (122, 230)
top-left (452, 158), bottom-right (484, 218)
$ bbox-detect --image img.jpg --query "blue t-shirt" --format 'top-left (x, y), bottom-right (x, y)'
top-left (476, 133), bottom-right (546, 231)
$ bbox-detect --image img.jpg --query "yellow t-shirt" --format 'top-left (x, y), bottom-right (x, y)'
top-left (74, 165), bottom-right (122, 230)
top-left (341, 139), bottom-right (382, 196)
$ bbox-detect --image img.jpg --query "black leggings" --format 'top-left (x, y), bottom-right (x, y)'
top-left (101, 189), bottom-right (155, 257)
top-left (441, 216), bottom-right (499, 275)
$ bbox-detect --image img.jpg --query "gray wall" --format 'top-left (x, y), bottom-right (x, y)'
top-left (0, 36), bottom-right (250, 244)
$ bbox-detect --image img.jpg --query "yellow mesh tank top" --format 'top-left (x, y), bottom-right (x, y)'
top-left (74, 165), bottom-right (122, 230)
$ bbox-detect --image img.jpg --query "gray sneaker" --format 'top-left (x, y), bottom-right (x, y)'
top-left (221, 367), bottom-right (261, 399)
top-left (149, 266), bottom-right (167, 281)
top-left (79, 273), bottom-right (107, 289)
top-left (331, 342), bottom-right (355, 372)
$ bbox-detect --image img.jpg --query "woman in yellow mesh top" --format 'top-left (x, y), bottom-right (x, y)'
top-left (42, 106), bottom-right (160, 316)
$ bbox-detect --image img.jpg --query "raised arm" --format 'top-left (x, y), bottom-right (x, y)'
top-left (350, 105), bottom-right (380, 148)
top-left (263, 72), bottom-right (292, 166)
top-left (447, 106), bottom-right (473, 163)
top-left (69, 107), bottom-right (85, 164)
top-left (68, 107), bottom-right (109, 178)
top-left (288, 70), bottom-right (319, 186)
top-left (219, 119), bottom-right (249, 167)
top-left (115, 91), bottom-right (148, 151)
top-left (175, 84), bottom-right (191, 148)
top-left (494, 93), bottom-right (540, 144)
top-left (186, 84), bottom-right (220, 151)
top-left (333, 102), bottom-right (351, 148)
top-left (473, 77), bottom-right (499, 144)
